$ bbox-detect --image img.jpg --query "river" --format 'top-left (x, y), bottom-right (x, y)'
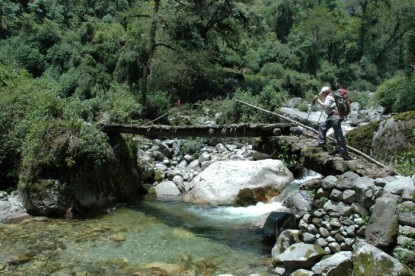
top-left (0, 173), bottom-right (318, 275)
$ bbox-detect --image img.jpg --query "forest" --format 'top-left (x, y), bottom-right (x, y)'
top-left (1, 0), bottom-right (415, 189)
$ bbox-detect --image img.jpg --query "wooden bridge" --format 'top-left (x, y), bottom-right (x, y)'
top-left (100, 122), bottom-right (394, 178)
top-left (100, 122), bottom-right (294, 138)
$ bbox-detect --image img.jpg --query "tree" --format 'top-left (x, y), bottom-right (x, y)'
top-left (0, 0), bottom-right (20, 37)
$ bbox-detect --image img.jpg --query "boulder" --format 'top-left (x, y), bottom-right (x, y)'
top-left (273, 242), bottom-right (326, 269)
top-left (352, 241), bottom-right (415, 275)
top-left (311, 251), bottom-right (353, 276)
top-left (365, 196), bottom-right (399, 249)
top-left (22, 135), bottom-right (142, 217)
top-left (262, 211), bottom-right (298, 242)
top-left (153, 181), bottom-right (181, 198)
top-left (272, 229), bottom-right (301, 258)
top-left (184, 159), bottom-right (293, 205)
top-left (383, 177), bottom-right (415, 201)
top-left (372, 113), bottom-right (415, 162)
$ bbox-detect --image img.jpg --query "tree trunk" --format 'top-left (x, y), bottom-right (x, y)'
top-left (141, 0), bottom-right (160, 109)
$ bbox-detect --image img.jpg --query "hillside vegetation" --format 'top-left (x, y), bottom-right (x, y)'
top-left (1, 0), bottom-right (415, 188)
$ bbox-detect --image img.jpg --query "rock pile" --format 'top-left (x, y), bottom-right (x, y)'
top-left (271, 171), bottom-right (415, 275)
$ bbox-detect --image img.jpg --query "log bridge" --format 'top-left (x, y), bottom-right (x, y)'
top-left (100, 123), bottom-right (294, 138)
top-left (99, 101), bottom-right (394, 178)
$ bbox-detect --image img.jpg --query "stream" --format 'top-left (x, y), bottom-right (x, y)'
top-left (0, 173), bottom-right (318, 276)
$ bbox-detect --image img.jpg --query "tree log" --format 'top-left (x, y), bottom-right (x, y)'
top-left (100, 123), bottom-right (293, 138)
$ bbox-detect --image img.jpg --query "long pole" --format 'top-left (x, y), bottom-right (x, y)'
top-left (234, 99), bottom-right (387, 168)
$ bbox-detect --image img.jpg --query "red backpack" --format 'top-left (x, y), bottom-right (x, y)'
top-left (333, 89), bottom-right (351, 117)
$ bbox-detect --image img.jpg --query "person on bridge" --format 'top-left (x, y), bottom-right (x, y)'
top-left (314, 86), bottom-right (351, 161)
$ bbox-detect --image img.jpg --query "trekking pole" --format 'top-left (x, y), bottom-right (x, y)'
top-left (317, 109), bottom-right (324, 124)
top-left (301, 96), bottom-right (318, 135)
top-left (305, 98), bottom-right (317, 124)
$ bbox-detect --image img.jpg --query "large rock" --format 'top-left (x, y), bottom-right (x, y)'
top-left (311, 251), bottom-right (353, 276)
top-left (272, 229), bottom-right (301, 258)
top-left (383, 176), bottom-right (415, 201)
top-left (184, 159), bottom-right (293, 205)
top-left (273, 242), bottom-right (326, 269)
top-left (262, 211), bottom-right (298, 242)
top-left (153, 181), bottom-right (181, 198)
top-left (365, 196), bottom-right (399, 249)
top-left (372, 113), bottom-right (415, 162)
top-left (22, 135), bottom-right (142, 217)
top-left (353, 241), bottom-right (415, 275)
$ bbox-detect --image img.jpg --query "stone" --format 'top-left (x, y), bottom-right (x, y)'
top-left (317, 238), bottom-right (328, 247)
top-left (335, 172), bottom-right (360, 190)
top-left (366, 196), bottom-right (399, 249)
top-left (324, 200), bottom-right (352, 217)
top-left (312, 251), bottom-right (353, 276)
top-left (302, 233), bottom-right (317, 243)
top-left (354, 177), bottom-right (381, 209)
top-left (397, 201), bottom-right (415, 227)
top-left (172, 175), bottom-right (185, 192)
top-left (272, 230), bottom-right (301, 258)
top-left (330, 189), bottom-right (343, 201)
top-left (353, 241), bottom-right (415, 275)
top-left (330, 218), bottom-right (341, 228)
top-left (351, 203), bottom-right (369, 217)
top-left (319, 227), bottom-right (330, 238)
top-left (342, 189), bottom-right (356, 204)
top-left (282, 191), bottom-right (311, 214)
top-left (272, 243), bottom-right (326, 269)
top-left (383, 177), bottom-right (415, 201)
top-left (153, 181), bottom-right (181, 197)
top-left (184, 160), bottom-right (293, 205)
top-left (321, 175), bottom-right (338, 190)
top-left (262, 212), bottom-right (297, 242)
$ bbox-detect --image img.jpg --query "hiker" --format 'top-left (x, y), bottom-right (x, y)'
top-left (314, 86), bottom-right (351, 161)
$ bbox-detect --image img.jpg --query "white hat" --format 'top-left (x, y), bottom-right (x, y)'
top-left (320, 86), bottom-right (330, 94)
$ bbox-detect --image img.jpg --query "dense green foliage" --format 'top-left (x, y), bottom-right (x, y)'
top-left (1, 0), bottom-right (415, 188)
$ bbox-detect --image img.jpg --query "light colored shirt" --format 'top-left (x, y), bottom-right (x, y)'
top-left (324, 93), bottom-right (338, 117)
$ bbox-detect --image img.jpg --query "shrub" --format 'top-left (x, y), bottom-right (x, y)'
top-left (259, 62), bottom-right (285, 79)
top-left (98, 84), bottom-right (142, 123)
top-left (374, 74), bottom-right (414, 113)
top-left (259, 81), bottom-right (289, 112)
top-left (143, 90), bottom-right (171, 120)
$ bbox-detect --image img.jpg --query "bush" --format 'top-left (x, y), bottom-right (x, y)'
top-left (98, 84), bottom-right (142, 123)
top-left (347, 90), bottom-right (371, 109)
top-left (374, 74), bottom-right (414, 113)
top-left (259, 80), bottom-right (289, 112)
top-left (143, 90), bottom-right (171, 120)
top-left (259, 62), bottom-right (285, 79)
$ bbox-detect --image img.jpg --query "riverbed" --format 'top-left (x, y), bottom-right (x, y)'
top-left (0, 174), bottom-right (318, 275)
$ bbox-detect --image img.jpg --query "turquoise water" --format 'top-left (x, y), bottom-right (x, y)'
top-left (0, 200), bottom-right (280, 275)
top-left (0, 173), bottom-right (319, 275)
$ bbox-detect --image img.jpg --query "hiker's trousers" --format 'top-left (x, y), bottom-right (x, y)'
top-left (318, 116), bottom-right (348, 155)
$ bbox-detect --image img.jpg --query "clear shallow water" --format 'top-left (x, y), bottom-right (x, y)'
top-left (0, 172), bottom-right (320, 275)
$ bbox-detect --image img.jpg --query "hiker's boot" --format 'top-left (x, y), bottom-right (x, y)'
top-left (341, 154), bottom-right (352, 161)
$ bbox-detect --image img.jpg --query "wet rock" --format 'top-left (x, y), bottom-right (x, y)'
top-left (272, 230), bottom-right (301, 257)
top-left (272, 242), bottom-right (325, 269)
top-left (262, 212), bottom-right (297, 242)
top-left (312, 251), bottom-right (353, 275)
top-left (184, 160), bottom-right (293, 205)
top-left (153, 181), bottom-right (181, 198)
